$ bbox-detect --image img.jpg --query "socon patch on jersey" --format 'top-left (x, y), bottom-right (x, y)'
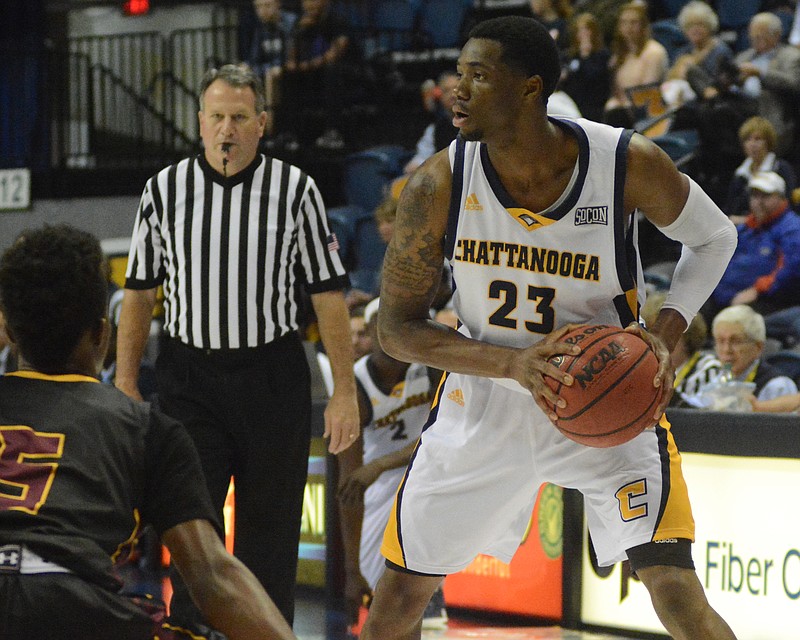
top-left (574, 206), bottom-right (608, 226)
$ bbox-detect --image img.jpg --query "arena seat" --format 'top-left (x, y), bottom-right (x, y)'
top-left (659, 0), bottom-right (692, 18)
top-left (370, 0), bottom-right (420, 53)
top-left (419, 0), bottom-right (472, 49)
top-left (327, 204), bottom-right (386, 295)
top-left (326, 205), bottom-right (366, 271)
top-left (716, 0), bottom-right (760, 51)
top-left (651, 130), bottom-right (698, 168)
top-left (765, 350), bottom-right (800, 386)
top-left (342, 145), bottom-right (411, 212)
top-left (651, 19), bottom-right (688, 64)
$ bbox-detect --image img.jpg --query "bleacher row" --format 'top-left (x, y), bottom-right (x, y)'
top-left (304, 0), bottom-right (800, 305)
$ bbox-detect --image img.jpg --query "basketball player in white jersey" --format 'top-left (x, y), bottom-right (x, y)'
top-left (336, 298), bottom-right (440, 628)
top-left (362, 16), bottom-right (739, 640)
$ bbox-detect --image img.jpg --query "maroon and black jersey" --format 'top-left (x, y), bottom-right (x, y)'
top-left (0, 372), bottom-right (217, 590)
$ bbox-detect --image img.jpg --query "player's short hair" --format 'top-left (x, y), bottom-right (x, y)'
top-left (468, 16), bottom-right (561, 100)
top-left (0, 224), bottom-right (108, 372)
top-left (199, 63), bottom-right (266, 113)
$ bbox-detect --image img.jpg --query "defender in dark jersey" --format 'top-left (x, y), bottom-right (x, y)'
top-left (0, 225), bottom-right (296, 640)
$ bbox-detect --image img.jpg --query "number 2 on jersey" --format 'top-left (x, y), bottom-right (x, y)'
top-left (0, 426), bottom-right (65, 515)
top-left (488, 280), bottom-right (555, 334)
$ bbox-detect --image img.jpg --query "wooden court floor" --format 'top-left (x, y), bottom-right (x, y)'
top-left (298, 626), bottom-right (635, 640)
top-left (293, 592), bottom-right (638, 640)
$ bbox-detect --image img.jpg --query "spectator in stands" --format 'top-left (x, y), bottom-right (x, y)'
top-left (661, 1), bottom-right (732, 107)
top-left (349, 303), bottom-right (374, 361)
top-left (317, 302), bottom-right (374, 397)
top-left (336, 297), bottom-right (444, 633)
top-left (245, 0), bottom-right (297, 135)
top-left (100, 288), bottom-right (157, 401)
top-left (560, 12), bottom-right (611, 122)
top-left (375, 182), bottom-right (402, 245)
top-left (403, 72), bottom-right (459, 174)
top-left (641, 291), bottom-right (722, 408)
top-left (527, 0), bottom-right (573, 52)
top-left (750, 392), bottom-right (800, 412)
top-left (603, 0), bottom-right (669, 128)
top-left (342, 188), bottom-right (403, 310)
top-left (724, 116), bottom-right (797, 221)
top-left (677, 57), bottom-right (758, 205)
top-left (346, 181), bottom-right (454, 320)
top-left (735, 12), bottom-right (800, 159)
top-left (704, 171), bottom-right (800, 323)
top-left (282, 0), bottom-right (352, 148)
top-left (711, 304), bottom-right (798, 401)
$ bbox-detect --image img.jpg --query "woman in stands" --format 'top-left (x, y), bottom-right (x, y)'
top-left (527, 0), bottom-right (574, 52)
top-left (603, 0), bottom-right (669, 127)
top-left (724, 116), bottom-right (797, 222)
top-left (661, 1), bottom-right (732, 107)
top-left (560, 12), bottom-right (611, 121)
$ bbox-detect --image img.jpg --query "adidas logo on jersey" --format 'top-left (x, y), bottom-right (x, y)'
top-left (447, 388), bottom-right (465, 406)
top-left (465, 193), bottom-right (483, 211)
top-left (575, 206), bottom-right (608, 226)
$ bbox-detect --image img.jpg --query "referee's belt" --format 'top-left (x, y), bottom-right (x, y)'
top-left (0, 544), bottom-right (73, 575)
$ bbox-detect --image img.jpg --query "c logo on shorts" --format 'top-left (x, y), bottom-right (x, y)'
top-left (615, 478), bottom-right (648, 522)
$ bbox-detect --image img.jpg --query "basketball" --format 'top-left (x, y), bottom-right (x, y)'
top-left (545, 324), bottom-right (662, 447)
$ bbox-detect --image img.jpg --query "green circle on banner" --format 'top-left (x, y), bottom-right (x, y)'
top-left (538, 484), bottom-right (563, 560)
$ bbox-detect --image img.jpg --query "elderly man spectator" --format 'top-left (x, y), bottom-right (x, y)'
top-left (244, 0), bottom-right (297, 134)
top-left (703, 171), bottom-right (800, 323)
top-left (735, 12), bottom-right (800, 159)
top-left (711, 304), bottom-right (798, 402)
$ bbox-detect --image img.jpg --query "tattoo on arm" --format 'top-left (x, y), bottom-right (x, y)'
top-left (382, 174), bottom-right (443, 300)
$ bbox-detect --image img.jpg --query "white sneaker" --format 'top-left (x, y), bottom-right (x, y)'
top-left (421, 587), bottom-right (448, 630)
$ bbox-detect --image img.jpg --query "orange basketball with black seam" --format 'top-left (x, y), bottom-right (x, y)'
top-left (545, 324), bottom-right (662, 447)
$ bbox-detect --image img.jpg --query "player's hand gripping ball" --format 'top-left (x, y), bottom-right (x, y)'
top-left (545, 324), bottom-right (662, 447)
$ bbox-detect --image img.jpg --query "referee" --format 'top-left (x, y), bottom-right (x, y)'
top-left (115, 63), bottom-right (359, 632)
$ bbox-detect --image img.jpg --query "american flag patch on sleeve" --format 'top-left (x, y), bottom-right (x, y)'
top-left (327, 233), bottom-right (340, 252)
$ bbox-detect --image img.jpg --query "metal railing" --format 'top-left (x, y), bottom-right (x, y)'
top-left (65, 23), bottom-right (238, 154)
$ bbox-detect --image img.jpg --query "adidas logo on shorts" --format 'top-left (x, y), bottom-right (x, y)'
top-left (447, 388), bottom-right (465, 406)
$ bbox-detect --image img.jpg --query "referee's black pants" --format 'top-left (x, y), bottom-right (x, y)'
top-left (156, 333), bottom-right (311, 628)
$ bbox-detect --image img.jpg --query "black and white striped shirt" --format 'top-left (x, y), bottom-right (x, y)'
top-left (125, 153), bottom-right (348, 350)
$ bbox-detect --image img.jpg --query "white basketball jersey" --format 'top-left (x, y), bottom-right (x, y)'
top-left (446, 117), bottom-right (645, 348)
top-left (353, 357), bottom-right (432, 589)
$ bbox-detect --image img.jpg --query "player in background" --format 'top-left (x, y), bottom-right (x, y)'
top-left (336, 298), bottom-right (445, 633)
top-left (0, 224), bottom-right (296, 640)
top-left (362, 16), bottom-right (738, 640)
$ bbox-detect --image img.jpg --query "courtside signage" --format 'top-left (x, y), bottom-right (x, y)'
top-left (0, 168), bottom-right (31, 211)
top-left (444, 483), bottom-right (563, 619)
top-left (581, 453), bottom-right (800, 638)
